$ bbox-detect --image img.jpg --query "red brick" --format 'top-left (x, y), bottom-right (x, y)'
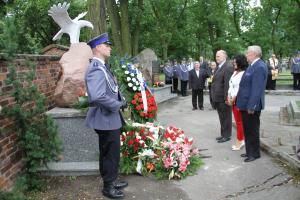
top-left (0, 53), bottom-right (61, 190)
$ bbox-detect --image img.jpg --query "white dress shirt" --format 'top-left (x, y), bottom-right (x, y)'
top-left (228, 70), bottom-right (244, 98)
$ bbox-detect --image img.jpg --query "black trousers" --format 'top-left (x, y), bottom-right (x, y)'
top-left (95, 129), bottom-right (120, 184)
top-left (172, 78), bottom-right (178, 92)
top-left (165, 79), bottom-right (172, 84)
top-left (192, 89), bottom-right (203, 109)
top-left (293, 73), bottom-right (300, 90)
top-left (208, 85), bottom-right (216, 109)
top-left (180, 80), bottom-right (188, 96)
top-left (266, 74), bottom-right (276, 90)
top-left (241, 111), bottom-right (261, 158)
top-left (215, 102), bottom-right (232, 138)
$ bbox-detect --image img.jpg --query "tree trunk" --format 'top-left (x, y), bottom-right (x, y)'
top-left (87, 0), bottom-right (107, 38)
top-left (161, 36), bottom-right (168, 61)
top-left (270, 7), bottom-right (281, 54)
top-left (120, 0), bottom-right (132, 56)
top-left (131, 0), bottom-right (143, 56)
top-left (106, 0), bottom-right (122, 55)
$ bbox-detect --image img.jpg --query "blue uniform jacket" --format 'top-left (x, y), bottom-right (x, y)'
top-left (236, 59), bottom-right (267, 111)
top-left (178, 64), bottom-right (189, 81)
top-left (85, 59), bottom-right (123, 130)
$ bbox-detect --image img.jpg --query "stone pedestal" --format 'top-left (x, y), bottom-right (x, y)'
top-left (151, 85), bottom-right (177, 103)
top-left (46, 108), bottom-right (98, 163)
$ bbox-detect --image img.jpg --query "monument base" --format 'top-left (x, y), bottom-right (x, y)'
top-left (151, 85), bottom-right (177, 103)
top-left (43, 86), bottom-right (177, 176)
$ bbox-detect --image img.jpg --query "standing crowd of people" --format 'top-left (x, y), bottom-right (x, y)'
top-left (162, 46), bottom-right (268, 163)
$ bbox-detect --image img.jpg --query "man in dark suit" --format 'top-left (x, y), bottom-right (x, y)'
top-left (236, 45), bottom-right (267, 162)
top-left (211, 50), bottom-right (233, 143)
top-left (189, 61), bottom-right (209, 110)
top-left (85, 33), bottom-right (128, 199)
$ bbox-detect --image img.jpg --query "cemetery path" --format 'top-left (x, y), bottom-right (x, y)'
top-left (29, 94), bottom-right (300, 200)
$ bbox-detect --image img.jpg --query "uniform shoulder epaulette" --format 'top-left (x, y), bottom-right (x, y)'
top-left (93, 61), bottom-right (99, 67)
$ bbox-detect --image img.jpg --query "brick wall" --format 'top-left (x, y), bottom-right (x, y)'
top-left (0, 54), bottom-right (61, 190)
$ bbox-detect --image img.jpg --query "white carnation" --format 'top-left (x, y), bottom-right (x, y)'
top-left (135, 82), bottom-right (140, 86)
top-left (127, 77), bottom-right (131, 81)
top-left (130, 73), bottom-right (135, 77)
top-left (132, 78), bottom-right (136, 82)
top-left (122, 65), bottom-right (126, 68)
top-left (138, 87), bottom-right (141, 91)
top-left (133, 86), bottom-right (137, 91)
top-left (128, 83), bottom-right (133, 87)
top-left (125, 71), bottom-right (129, 74)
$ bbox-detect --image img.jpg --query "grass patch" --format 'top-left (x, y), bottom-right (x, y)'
top-left (277, 80), bottom-right (293, 85)
top-left (296, 101), bottom-right (300, 110)
top-left (159, 73), bottom-right (165, 81)
top-left (279, 70), bottom-right (292, 76)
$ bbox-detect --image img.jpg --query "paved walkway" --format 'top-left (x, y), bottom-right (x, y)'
top-left (42, 93), bottom-right (300, 200)
top-left (155, 94), bottom-right (300, 200)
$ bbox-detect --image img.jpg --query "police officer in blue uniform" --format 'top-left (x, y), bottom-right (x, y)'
top-left (85, 33), bottom-right (127, 199)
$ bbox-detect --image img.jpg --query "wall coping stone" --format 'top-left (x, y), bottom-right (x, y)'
top-left (0, 53), bottom-right (60, 61)
top-left (46, 107), bottom-right (86, 118)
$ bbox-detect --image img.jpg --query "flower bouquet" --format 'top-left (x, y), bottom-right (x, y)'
top-left (117, 61), bottom-right (157, 123)
top-left (152, 81), bottom-right (165, 87)
top-left (120, 123), bottom-right (203, 180)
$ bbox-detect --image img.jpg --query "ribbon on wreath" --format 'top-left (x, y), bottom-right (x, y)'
top-left (136, 70), bottom-right (148, 113)
top-left (127, 62), bottom-right (148, 114)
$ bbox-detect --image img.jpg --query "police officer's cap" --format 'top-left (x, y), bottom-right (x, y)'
top-left (87, 33), bottom-right (112, 49)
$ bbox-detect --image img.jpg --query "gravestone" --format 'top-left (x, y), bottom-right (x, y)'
top-left (152, 60), bottom-right (160, 83)
top-left (135, 48), bottom-right (158, 86)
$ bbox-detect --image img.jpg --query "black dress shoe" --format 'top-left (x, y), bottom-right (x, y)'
top-left (113, 180), bottom-right (128, 190)
top-left (216, 136), bottom-right (223, 140)
top-left (102, 185), bottom-right (124, 199)
top-left (244, 157), bottom-right (257, 162)
top-left (192, 107), bottom-right (197, 110)
top-left (240, 153), bottom-right (248, 158)
top-left (199, 107), bottom-right (204, 110)
top-left (217, 137), bottom-right (230, 143)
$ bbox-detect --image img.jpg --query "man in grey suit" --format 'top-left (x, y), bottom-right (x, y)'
top-left (211, 50), bottom-right (233, 143)
top-left (85, 33), bottom-right (127, 199)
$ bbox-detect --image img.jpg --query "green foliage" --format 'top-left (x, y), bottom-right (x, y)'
top-left (1, 38), bottom-right (62, 191)
top-left (0, 0), bottom-right (87, 53)
top-left (0, 191), bottom-right (27, 200)
top-left (296, 101), bottom-right (300, 110)
top-left (72, 96), bottom-right (90, 113)
top-left (2, 61), bottom-right (62, 190)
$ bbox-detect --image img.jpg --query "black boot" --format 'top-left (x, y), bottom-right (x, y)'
top-left (113, 180), bottom-right (128, 190)
top-left (102, 183), bottom-right (124, 199)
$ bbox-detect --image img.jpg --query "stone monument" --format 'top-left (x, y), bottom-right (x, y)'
top-left (48, 2), bottom-right (93, 107)
top-left (135, 48), bottom-right (158, 86)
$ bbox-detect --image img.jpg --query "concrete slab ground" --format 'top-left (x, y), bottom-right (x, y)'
top-left (39, 93), bottom-right (300, 200)
top-left (156, 94), bottom-right (300, 200)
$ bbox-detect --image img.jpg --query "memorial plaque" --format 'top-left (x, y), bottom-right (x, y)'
top-left (152, 60), bottom-right (160, 73)
top-left (152, 60), bottom-right (160, 83)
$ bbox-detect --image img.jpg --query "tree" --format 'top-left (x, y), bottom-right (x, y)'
top-left (105, 0), bottom-right (144, 56)
top-left (86, 0), bottom-right (107, 38)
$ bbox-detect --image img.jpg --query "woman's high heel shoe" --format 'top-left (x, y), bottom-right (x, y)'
top-left (232, 140), bottom-right (245, 151)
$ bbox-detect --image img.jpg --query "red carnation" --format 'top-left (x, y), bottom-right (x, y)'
top-left (128, 139), bottom-right (133, 146)
top-left (131, 100), bottom-right (137, 105)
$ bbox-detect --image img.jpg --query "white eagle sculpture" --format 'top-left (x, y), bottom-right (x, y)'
top-left (48, 2), bottom-right (93, 44)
